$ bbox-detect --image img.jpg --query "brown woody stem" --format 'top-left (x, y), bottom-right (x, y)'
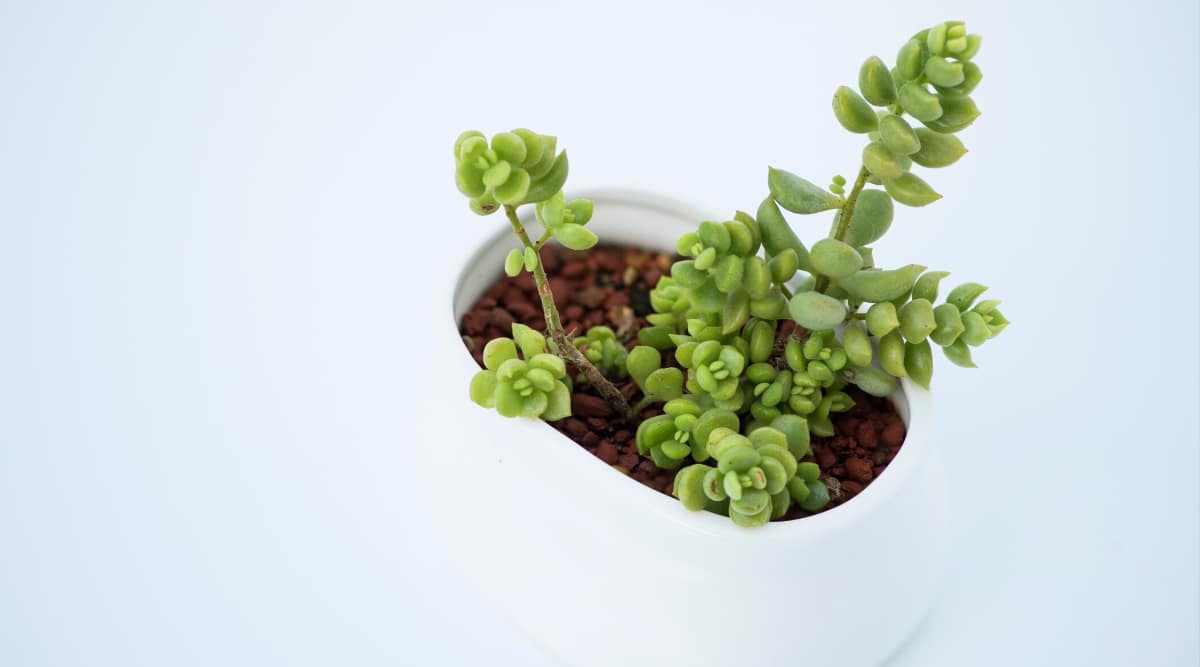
top-left (503, 205), bottom-right (634, 422)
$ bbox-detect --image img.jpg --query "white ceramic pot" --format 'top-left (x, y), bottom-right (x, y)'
top-left (436, 190), bottom-right (948, 667)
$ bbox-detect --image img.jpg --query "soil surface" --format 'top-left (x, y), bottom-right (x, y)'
top-left (459, 243), bottom-right (907, 519)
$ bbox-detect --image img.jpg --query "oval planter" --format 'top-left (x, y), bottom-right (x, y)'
top-left (437, 189), bottom-right (948, 666)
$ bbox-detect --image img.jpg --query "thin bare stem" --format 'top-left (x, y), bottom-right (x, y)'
top-left (504, 205), bottom-right (633, 421)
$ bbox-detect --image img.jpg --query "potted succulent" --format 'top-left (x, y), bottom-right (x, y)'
top-left (441, 20), bottom-right (1005, 666)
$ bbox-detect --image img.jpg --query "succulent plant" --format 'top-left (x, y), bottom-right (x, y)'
top-left (574, 326), bottom-right (628, 380)
top-left (457, 20), bottom-right (1007, 527)
top-left (469, 324), bottom-right (571, 420)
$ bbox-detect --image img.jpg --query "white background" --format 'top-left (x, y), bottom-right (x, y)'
top-left (2, 1), bottom-right (1197, 665)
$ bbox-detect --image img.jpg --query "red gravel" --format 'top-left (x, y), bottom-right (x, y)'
top-left (458, 243), bottom-right (907, 518)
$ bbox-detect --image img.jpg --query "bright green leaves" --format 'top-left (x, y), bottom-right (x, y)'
top-left (898, 82), bottom-right (943, 122)
top-left (768, 168), bottom-right (842, 214)
top-left (862, 142), bottom-right (906, 181)
top-left (910, 129), bottom-right (967, 168)
top-left (836, 264), bottom-right (925, 303)
top-left (627, 346), bottom-right (683, 402)
top-left (832, 86), bottom-right (879, 133)
top-left (884, 173), bottom-right (942, 207)
top-left (503, 248), bottom-right (524, 277)
top-left (454, 128), bottom-right (567, 214)
top-left (810, 239), bottom-right (864, 280)
top-left (470, 324), bottom-right (571, 420)
top-left (859, 56), bottom-right (897, 106)
top-left (536, 192), bottom-right (597, 250)
top-left (844, 189), bottom-right (894, 246)
top-left (574, 326), bottom-right (628, 380)
top-left (756, 197), bottom-right (812, 271)
top-left (788, 291), bottom-right (847, 330)
top-left (684, 341), bottom-right (746, 404)
top-left (879, 114), bottom-right (922, 155)
top-left (673, 424), bottom-right (817, 526)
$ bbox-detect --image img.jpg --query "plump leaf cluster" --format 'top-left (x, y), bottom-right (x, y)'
top-left (456, 21), bottom-right (1008, 529)
top-left (672, 425), bottom-right (828, 526)
top-left (455, 129), bottom-right (569, 215)
top-left (470, 323), bottom-right (572, 420)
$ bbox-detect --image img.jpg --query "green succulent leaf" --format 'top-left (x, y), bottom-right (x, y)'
top-left (788, 291), bottom-right (848, 330)
top-left (858, 56), bottom-right (897, 106)
top-left (844, 189), bottom-right (894, 246)
top-left (810, 239), bottom-right (864, 280)
top-left (838, 264), bottom-right (926, 303)
top-left (832, 86), bottom-right (879, 133)
top-left (884, 172), bottom-right (942, 207)
top-left (522, 151), bottom-right (569, 203)
top-left (910, 129), bottom-right (967, 167)
top-left (756, 197), bottom-right (812, 270)
top-left (769, 167), bottom-right (842, 214)
top-left (554, 223), bottom-right (598, 250)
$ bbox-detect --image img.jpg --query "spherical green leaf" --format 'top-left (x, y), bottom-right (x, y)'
top-left (768, 249), bottom-right (799, 284)
top-left (924, 56), bottom-right (964, 87)
top-left (553, 223), bottom-right (598, 250)
top-left (756, 198), bottom-right (811, 271)
top-left (493, 167), bottom-right (531, 205)
top-left (626, 345), bottom-right (661, 388)
top-left (503, 248), bottom-right (523, 277)
top-left (921, 95), bottom-right (980, 133)
top-left (895, 39), bottom-right (924, 83)
top-left (512, 323), bottom-right (546, 359)
top-left (769, 167), bottom-right (842, 214)
top-left (832, 86), bottom-right (879, 133)
top-left (645, 368), bottom-right (683, 400)
top-left (675, 465), bottom-right (710, 511)
top-left (878, 331), bottom-right (907, 377)
top-left (898, 82), bottom-right (943, 122)
top-left (741, 256), bottom-right (771, 300)
top-left (946, 282), bottom-right (988, 311)
top-left (879, 114), bottom-right (922, 155)
top-left (770, 414), bottom-right (811, 459)
top-left (523, 246), bottom-right (538, 272)
top-left (469, 370), bottom-right (498, 408)
top-left (567, 198), bottom-right (593, 225)
top-left (522, 151), bottom-right (569, 203)
top-left (714, 255), bottom-right (744, 293)
top-left (912, 270), bottom-right (950, 302)
top-left (491, 132), bottom-right (527, 165)
top-left (844, 189), bottom-right (894, 246)
top-left (858, 55), bottom-right (897, 106)
top-left (787, 476), bottom-right (811, 503)
top-left (842, 322), bottom-right (873, 366)
top-left (911, 128), bottom-right (968, 167)
top-left (941, 338), bottom-right (976, 368)
top-left (838, 264), bottom-right (926, 303)
top-left (542, 382), bottom-right (572, 421)
top-left (524, 134), bottom-right (558, 179)
top-left (904, 339), bottom-right (933, 389)
top-left (810, 238), bottom-right (864, 280)
top-left (494, 383), bottom-right (524, 418)
top-left (898, 298), bottom-right (936, 344)
top-left (798, 480), bottom-right (830, 511)
top-left (788, 291), bottom-right (847, 330)
top-left (455, 162), bottom-right (486, 198)
top-left (844, 364), bottom-right (899, 397)
top-left (721, 288), bottom-right (750, 335)
top-left (884, 173), bottom-right (942, 207)
top-left (960, 311), bottom-right (990, 346)
top-left (749, 290), bottom-right (789, 320)
top-left (510, 128), bottom-right (544, 168)
top-left (454, 130), bottom-right (485, 159)
top-left (482, 337), bottom-right (518, 371)
top-left (862, 142), bottom-right (905, 181)
top-left (930, 302), bottom-right (965, 346)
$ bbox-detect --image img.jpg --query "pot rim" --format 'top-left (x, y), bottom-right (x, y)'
top-left (450, 187), bottom-right (935, 542)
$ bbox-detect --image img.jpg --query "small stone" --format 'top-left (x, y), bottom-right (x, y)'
top-left (488, 307), bottom-right (515, 330)
top-left (882, 421), bottom-right (906, 448)
top-left (572, 394), bottom-right (612, 418)
top-left (856, 421), bottom-right (880, 448)
top-left (564, 418), bottom-right (589, 440)
top-left (618, 452), bottom-right (641, 470)
top-left (845, 457), bottom-right (874, 484)
top-left (595, 440), bottom-right (619, 464)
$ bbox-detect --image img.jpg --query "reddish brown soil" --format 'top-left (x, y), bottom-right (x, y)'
top-left (459, 243), bottom-right (907, 518)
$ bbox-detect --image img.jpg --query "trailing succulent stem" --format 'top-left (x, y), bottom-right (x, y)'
top-left (455, 20), bottom-right (1008, 527)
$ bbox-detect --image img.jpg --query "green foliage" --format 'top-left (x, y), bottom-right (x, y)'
top-left (470, 324), bottom-right (572, 420)
top-left (454, 129), bottom-right (567, 214)
top-left (456, 20), bottom-right (1008, 528)
top-left (574, 326), bottom-right (627, 380)
top-left (536, 192), bottom-right (597, 250)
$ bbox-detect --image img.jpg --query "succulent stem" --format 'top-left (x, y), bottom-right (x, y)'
top-left (815, 166), bottom-right (871, 295)
top-left (504, 205), bottom-right (634, 421)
